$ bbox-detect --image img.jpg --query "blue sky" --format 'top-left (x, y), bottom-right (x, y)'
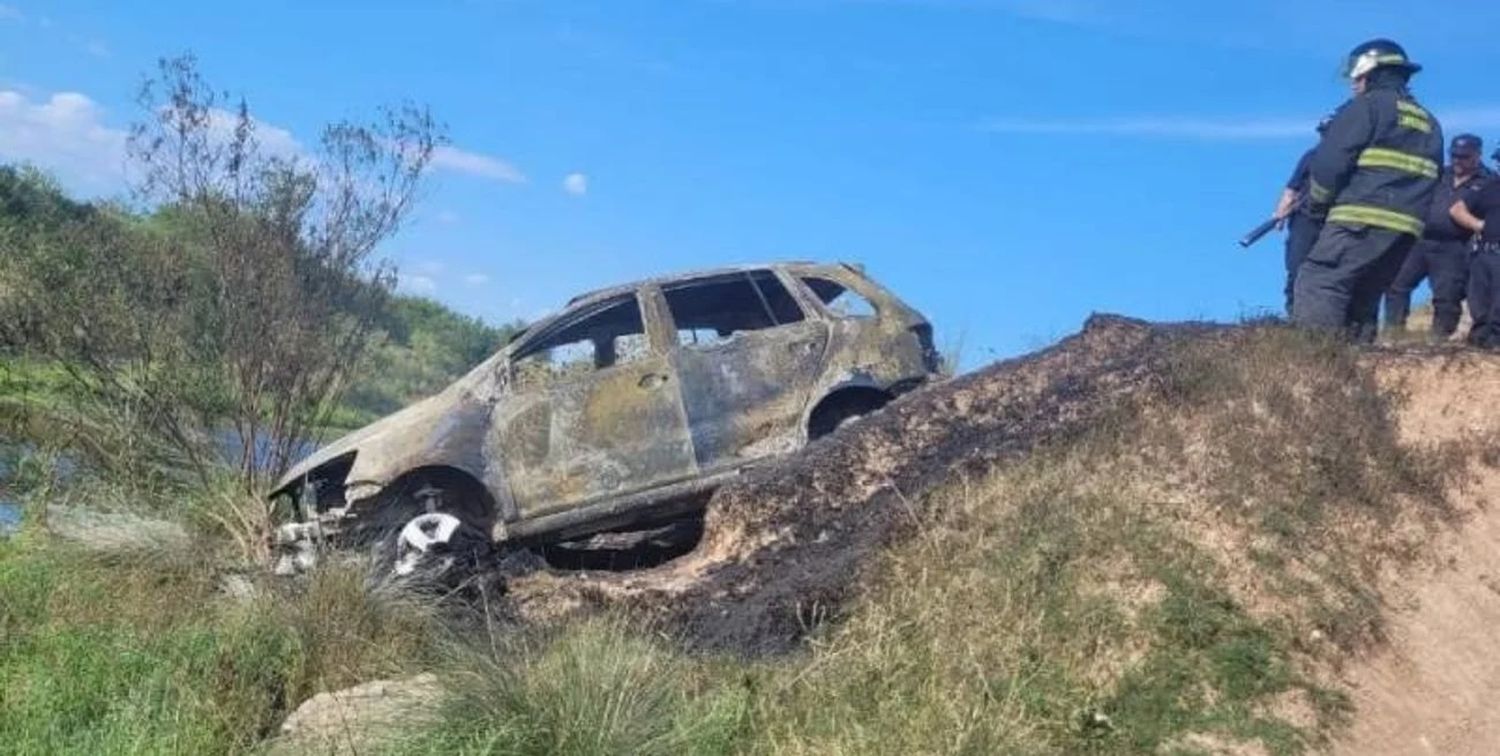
top-left (4, 1), bottom-right (1500, 365)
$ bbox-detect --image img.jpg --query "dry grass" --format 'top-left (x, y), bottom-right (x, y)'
top-left (390, 325), bottom-right (1453, 756)
top-left (4, 324), bottom-right (1476, 755)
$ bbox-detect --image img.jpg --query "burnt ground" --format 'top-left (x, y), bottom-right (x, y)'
top-left (497, 314), bottom-right (1224, 653)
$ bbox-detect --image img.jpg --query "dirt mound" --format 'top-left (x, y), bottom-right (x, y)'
top-left (1332, 352), bottom-right (1500, 755)
top-left (491, 316), bottom-right (1500, 751)
top-left (504, 315), bottom-right (1214, 651)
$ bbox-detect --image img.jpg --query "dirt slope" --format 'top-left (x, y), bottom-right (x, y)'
top-left (496, 316), bottom-right (1500, 752)
top-left (504, 314), bottom-right (1201, 650)
top-left (1334, 353), bottom-right (1500, 756)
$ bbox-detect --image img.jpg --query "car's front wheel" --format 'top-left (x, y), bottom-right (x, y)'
top-left (390, 512), bottom-right (490, 579)
top-left (373, 484), bottom-right (492, 585)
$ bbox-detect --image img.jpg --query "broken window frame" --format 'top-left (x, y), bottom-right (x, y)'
top-left (659, 270), bottom-right (807, 350)
top-left (506, 293), bottom-right (655, 389)
top-left (797, 274), bottom-right (881, 320)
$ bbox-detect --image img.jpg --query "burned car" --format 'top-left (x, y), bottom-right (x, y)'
top-left (271, 262), bottom-right (939, 577)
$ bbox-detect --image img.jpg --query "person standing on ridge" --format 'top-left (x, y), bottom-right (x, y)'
top-left (1291, 39), bottom-right (1444, 343)
top-left (1275, 116), bottom-right (1333, 314)
top-left (1452, 164), bottom-right (1500, 347)
top-left (1383, 134), bottom-right (1490, 340)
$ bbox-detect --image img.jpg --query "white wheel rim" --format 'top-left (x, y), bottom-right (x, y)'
top-left (393, 512), bottom-right (463, 576)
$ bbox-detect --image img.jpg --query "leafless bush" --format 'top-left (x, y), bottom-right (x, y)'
top-left (0, 54), bottom-right (445, 493)
top-left (128, 54), bottom-right (445, 486)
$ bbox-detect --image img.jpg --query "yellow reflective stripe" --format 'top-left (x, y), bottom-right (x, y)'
top-left (1357, 147), bottom-right (1438, 178)
top-left (1398, 114), bottom-right (1431, 133)
top-left (1396, 100), bottom-right (1429, 118)
top-left (1308, 179), bottom-right (1332, 203)
top-left (1395, 101), bottom-right (1432, 133)
top-left (1327, 204), bottom-right (1424, 236)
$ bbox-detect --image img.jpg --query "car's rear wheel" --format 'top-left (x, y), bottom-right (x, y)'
top-left (807, 389), bottom-right (891, 440)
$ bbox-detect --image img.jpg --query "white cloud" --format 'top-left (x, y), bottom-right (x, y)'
top-left (203, 107), bottom-right (303, 160)
top-left (0, 87), bottom-right (528, 198)
top-left (431, 145), bottom-right (526, 183)
top-left (562, 172), bottom-right (588, 196)
top-left (463, 273), bottom-right (490, 286)
top-left (979, 114), bottom-right (1313, 141)
top-left (0, 4), bottom-right (22, 22)
top-left (435, 209), bottom-right (460, 224)
top-left (818, 0), bottom-right (1102, 23)
top-left (84, 40), bottom-right (110, 59)
top-left (0, 90), bottom-right (128, 193)
top-left (0, 88), bottom-right (310, 196)
top-left (980, 106), bottom-right (1500, 142)
top-left (399, 273), bottom-right (437, 295)
top-left (413, 259), bottom-right (447, 276)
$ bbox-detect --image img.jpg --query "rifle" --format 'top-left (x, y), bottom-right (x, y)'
top-left (1238, 193), bottom-right (1307, 248)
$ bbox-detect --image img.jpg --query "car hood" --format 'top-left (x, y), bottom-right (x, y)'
top-left (270, 391), bottom-right (457, 497)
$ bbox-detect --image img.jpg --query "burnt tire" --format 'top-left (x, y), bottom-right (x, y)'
top-left (391, 513), bottom-right (490, 578)
top-left (372, 514), bottom-right (492, 587)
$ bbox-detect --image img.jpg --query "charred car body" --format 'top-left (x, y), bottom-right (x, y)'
top-left (271, 262), bottom-right (939, 576)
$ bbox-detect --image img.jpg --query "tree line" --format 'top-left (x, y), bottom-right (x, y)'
top-left (0, 55), bottom-right (520, 491)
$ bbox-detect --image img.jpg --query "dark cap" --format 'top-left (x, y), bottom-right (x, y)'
top-left (1451, 134), bottom-right (1483, 156)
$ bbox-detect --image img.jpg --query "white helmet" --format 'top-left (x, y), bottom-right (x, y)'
top-left (1344, 39), bottom-right (1421, 80)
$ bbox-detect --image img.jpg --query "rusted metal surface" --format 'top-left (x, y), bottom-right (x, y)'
top-left (270, 262), bottom-right (938, 549)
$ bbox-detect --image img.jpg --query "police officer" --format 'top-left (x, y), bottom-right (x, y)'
top-left (1275, 117), bottom-right (1332, 314)
top-left (1383, 134), bottom-right (1490, 340)
top-left (1292, 39), bottom-right (1444, 343)
top-left (1451, 162), bottom-right (1500, 346)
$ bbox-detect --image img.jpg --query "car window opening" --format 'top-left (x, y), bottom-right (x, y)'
top-left (800, 276), bottom-right (878, 319)
top-left (664, 271), bottom-right (805, 348)
top-left (513, 296), bottom-right (649, 387)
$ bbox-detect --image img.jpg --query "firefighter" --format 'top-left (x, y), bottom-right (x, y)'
top-left (1275, 117), bottom-right (1332, 315)
top-left (1452, 164), bottom-right (1500, 347)
top-left (1291, 39), bottom-right (1444, 343)
top-left (1383, 134), bottom-right (1490, 340)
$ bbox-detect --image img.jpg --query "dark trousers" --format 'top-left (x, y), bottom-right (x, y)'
top-left (1383, 238), bottom-right (1471, 335)
top-left (1468, 245), bottom-right (1500, 348)
top-left (1292, 224), bottom-right (1416, 343)
top-left (1284, 212), bottom-right (1321, 315)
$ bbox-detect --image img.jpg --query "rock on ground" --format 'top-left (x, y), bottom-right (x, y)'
top-left (269, 673), bottom-right (445, 755)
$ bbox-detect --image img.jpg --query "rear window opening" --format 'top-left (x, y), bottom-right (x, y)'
top-left (664, 270), bottom-right (805, 348)
top-left (800, 276), bottom-right (878, 318)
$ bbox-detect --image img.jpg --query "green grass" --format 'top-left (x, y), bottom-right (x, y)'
top-left (0, 528), bottom-right (442, 756)
top-left (0, 324), bottom-right (1460, 755)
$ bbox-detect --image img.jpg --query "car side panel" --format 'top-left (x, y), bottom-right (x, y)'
top-left (670, 317), bottom-right (830, 470)
top-left (493, 353), bottom-right (698, 520)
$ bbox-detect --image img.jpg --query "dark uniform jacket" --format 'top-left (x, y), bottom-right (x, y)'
top-left (1286, 148), bottom-right (1315, 214)
top-left (1424, 167), bottom-right (1489, 241)
top-left (1308, 84), bottom-right (1444, 237)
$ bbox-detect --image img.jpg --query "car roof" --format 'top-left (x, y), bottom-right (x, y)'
top-left (564, 260), bottom-right (827, 308)
top-left (487, 260), bottom-right (868, 360)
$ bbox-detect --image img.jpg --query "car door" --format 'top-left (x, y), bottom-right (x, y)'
top-left (494, 291), bottom-right (696, 519)
top-left (663, 269), bottom-right (830, 471)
